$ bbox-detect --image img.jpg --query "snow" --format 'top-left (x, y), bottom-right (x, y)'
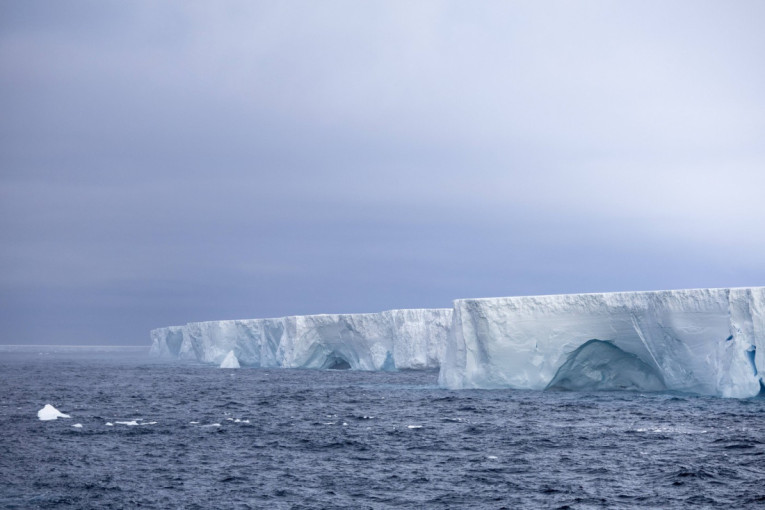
top-left (151, 308), bottom-right (452, 370)
top-left (37, 404), bottom-right (70, 421)
top-left (219, 350), bottom-right (240, 368)
top-left (439, 287), bottom-right (765, 398)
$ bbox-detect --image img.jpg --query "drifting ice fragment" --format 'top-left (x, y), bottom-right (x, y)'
top-left (38, 404), bottom-right (70, 421)
top-left (219, 351), bottom-right (240, 369)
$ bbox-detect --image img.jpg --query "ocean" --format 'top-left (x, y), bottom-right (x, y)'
top-left (1, 345), bottom-right (763, 509)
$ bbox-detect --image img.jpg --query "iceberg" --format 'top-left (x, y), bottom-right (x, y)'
top-left (219, 350), bottom-right (240, 369)
top-left (150, 308), bottom-right (452, 371)
top-left (438, 287), bottom-right (765, 398)
top-left (38, 404), bottom-right (70, 421)
top-left (150, 287), bottom-right (764, 397)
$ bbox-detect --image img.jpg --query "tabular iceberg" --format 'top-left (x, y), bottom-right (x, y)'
top-left (150, 308), bottom-right (452, 371)
top-left (150, 287), bottom-right (764, 397)
top-left (438, 287), bottom-right (764, 398)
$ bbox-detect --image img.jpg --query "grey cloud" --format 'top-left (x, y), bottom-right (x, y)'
top-left (1, 1), bottom-right (763, 344)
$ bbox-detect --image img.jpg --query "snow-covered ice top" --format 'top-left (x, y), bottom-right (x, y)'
top-left (439, 287), bottom-right (765, 398)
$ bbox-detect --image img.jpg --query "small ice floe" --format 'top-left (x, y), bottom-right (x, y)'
top-left (106, 422), bottom-right (114, 426)
top-left (202, 423), bottom-right (221, 428)
top-left (634, 426), bottom-right (708, 435)
top-left (407, 425), bottom-right (423, 429)
top-left (141, 421), bottom-right (157, 425)
top-left (487, 455), bottom-right (498, 460)
top-left (233, 418), bottom-right (250, 424)
top-left (72, 423), bottom-right (83, 428)
top-left (115, 420), bottom-right (140, 426)
top-left (189, 421), bottom-right (199, 424)
top-left (219, 351), bottom-right (240, 369)
top-left (342, 422), bottom-right (348, 426)
top-left (38, 404), bottom-right (71, 421)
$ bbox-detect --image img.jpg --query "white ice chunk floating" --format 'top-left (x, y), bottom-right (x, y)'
top-left (219, 350), bottom-right (240, 369)
top-left (115, 420), bottom-right (140, 426)
top-left (38, 404), bottom-right (71, 421)
top-left (73, 423), bottom-right (83, 428)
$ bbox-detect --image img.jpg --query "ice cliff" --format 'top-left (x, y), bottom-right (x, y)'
top-left (150, 287), bottom-right (764, 397)
top-left (438, 287), bottom-right (764, 398)
top-left (150, 308), bottom-right (452, 371)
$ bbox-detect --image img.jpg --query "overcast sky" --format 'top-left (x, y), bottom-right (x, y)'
top-left (2, 1), bottom-right (764, 345)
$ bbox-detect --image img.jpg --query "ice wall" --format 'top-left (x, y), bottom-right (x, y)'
top-left (438, 287), bottom-right (765, 398)
top-left (150, 308), bottom-right (452, 371)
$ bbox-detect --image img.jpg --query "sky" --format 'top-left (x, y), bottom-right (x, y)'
top-left (1, 1), bottom-right (764, 345)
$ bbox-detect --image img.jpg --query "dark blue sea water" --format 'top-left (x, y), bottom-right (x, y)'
top-left (1, 346), bottom-right (764, 509)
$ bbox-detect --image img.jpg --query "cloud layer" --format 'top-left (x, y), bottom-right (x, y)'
top-left (2, 1), bottom-right (764, 344)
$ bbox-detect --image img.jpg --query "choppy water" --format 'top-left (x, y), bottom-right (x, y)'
top-left (1, 346), bottom-right (764, 509)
